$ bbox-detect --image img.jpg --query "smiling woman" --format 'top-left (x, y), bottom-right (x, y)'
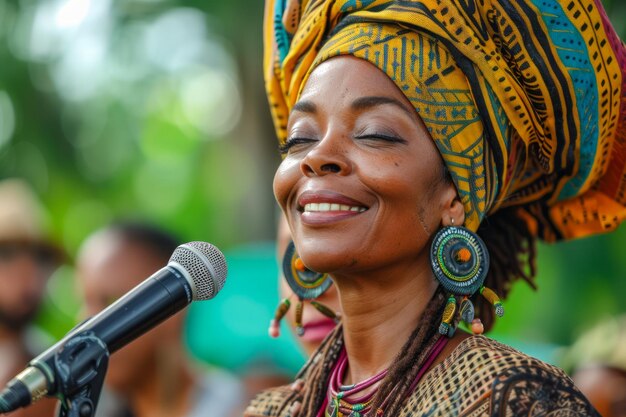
top-left (246, 0), bottom-right (626, 416)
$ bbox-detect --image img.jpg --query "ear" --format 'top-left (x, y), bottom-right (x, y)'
top-left (439, 182), bottom-right (465, 227)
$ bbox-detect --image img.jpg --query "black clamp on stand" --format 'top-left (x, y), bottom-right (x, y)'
top-left (54, 331), bottom-right (109, 417)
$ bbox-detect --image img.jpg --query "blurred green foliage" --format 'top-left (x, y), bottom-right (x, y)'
top-left (0, 0), bottom-right (624, 370)
top-left (0, 0), bottom-right (276, 253)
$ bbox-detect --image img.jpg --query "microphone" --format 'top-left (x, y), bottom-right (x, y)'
top-left (0, 241), bottom-right (227, 414)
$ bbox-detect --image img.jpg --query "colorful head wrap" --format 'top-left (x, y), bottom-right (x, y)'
top-left (264, 0), bottom-right (626, 241)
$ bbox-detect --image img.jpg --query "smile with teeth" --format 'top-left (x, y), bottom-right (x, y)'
top-left (303, 203), bottom-right (367, 213)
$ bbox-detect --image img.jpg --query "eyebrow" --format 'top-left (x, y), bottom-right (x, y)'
top-left (351, 96), bottom-right (414, 117)
top-left (290, 95), bottom-right (415, 117)
top-left (292, 100), bottom-right (317, 114)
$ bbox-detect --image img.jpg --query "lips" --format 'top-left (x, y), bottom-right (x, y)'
top-left (296, 190), bottom-right (369, 225)
top-left (301, 318), bottom-right (338, 342)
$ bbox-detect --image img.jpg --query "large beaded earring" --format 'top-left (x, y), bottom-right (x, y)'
top-left (430, 222), bottom-right (503, 337)
top-left (269, 241), bottom-right (338, 338)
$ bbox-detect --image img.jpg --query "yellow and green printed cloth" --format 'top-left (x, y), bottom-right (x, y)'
top-left (264, 0), bottom-right (626, 241)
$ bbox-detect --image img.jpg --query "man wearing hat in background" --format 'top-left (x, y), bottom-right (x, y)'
top-left (0, 178), bottom-right (62, 416)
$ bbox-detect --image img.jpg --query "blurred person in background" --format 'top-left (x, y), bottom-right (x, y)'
top-left (563, 315), bottom-right (626, 417)
top-left (76, 222), bottom-right (244, 417)
top-left (0, 178), bottom-right (62, 417)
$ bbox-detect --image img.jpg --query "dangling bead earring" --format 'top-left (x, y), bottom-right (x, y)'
top-left (268, 241), bottom-right (337, 338)
top-left (269, 299), bottom-right (290, 338)
top-left (480, 286), bottom-right (504, 317)
top-left (471, 319), bottom-right (484, 335)
top-left (430, 219), bottom-right (504, 336)
top-left (439, 296), bottom-right (457, 336)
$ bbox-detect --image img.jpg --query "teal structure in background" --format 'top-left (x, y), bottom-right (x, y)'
top-left (185, 242), bottom-right (305, 376)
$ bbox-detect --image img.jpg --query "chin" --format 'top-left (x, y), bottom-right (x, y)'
top-left (298, 248), bottom-right (357, 274)
top-left (304, 258), bottom-right (359, 276)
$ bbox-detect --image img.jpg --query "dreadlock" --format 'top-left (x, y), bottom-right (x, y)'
top-left (475, 207), bottom-right (538, 331)
top-left (296, 323), bottom-right (344, 417)
top-left (368, 287), bottom-right (446, 415)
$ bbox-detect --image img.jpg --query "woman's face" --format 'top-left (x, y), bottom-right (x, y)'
top-left (274, 56), bottom-right (458, 275)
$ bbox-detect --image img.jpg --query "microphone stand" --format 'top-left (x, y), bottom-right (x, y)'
top-left (52, 331), bottom-right (109, 417)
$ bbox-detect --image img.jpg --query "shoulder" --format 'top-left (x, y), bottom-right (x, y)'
top-left (453, 335), bottom-right (573, 384)
top-left (244, 385), bottom-right (299, 417)
top-left (452, 335), bottom-right (569, 377)
top-left (471, 336), bottom-right (597, 415)
top-left (403, 335), bottom-right (599, 417)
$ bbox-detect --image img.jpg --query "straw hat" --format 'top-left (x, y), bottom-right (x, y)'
top-left (0, 178), bottom-right (64, 264)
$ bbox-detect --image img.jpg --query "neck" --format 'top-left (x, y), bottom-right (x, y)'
top-left (333, 251), bottom-right (438, 385)
top-left (129, 345), bottom-right (196, 417)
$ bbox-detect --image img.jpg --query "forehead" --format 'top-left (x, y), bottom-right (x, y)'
top-left (298, 56), bottom-right (409, 105)
top-left (78, 235), bottom-right (164, 294)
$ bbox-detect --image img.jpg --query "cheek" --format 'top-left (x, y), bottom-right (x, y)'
top-left (273, 158), bottom-right (300, 210)
top-left (367, 163), bottom-right (424, 206)
top-left (370, 161), bottom-right (442, 231)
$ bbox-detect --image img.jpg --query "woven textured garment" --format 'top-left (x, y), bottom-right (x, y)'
top-left (264, 0), bottom-right (626, 241)
top-left (244, 335), bottom-right (599, 417)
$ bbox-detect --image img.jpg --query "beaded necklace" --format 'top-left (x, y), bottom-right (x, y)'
top-left (326, 348), bottom-right (386, 417)
top-left (323, 336), bottom-right (448, 417)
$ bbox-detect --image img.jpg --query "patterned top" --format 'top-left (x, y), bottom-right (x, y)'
top-left (264, 0), bottom-right (626, 242)
top-left (244, 336), bottom-right (599, 417)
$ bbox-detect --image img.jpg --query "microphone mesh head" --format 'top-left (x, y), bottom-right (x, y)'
top-left (169, 242), bottom-right (227, 301)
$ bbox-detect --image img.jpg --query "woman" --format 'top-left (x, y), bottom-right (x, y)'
top-left (247, 0), bottom-right (626, 415)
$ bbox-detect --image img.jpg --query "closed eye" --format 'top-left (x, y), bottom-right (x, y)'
top-left (354, 133), bottom-right (407, 144)
top-left (278, 137), bottom-right (318, 154)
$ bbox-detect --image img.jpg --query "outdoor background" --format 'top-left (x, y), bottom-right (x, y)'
top-left (0, 0), bottom-right (625, 376)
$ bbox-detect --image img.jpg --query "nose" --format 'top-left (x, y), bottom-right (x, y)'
top-left (300, 133), bottom-right (352, 177)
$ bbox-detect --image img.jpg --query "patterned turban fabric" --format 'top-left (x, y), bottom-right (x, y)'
top-left (264, 0), bottom-right (626, 242)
